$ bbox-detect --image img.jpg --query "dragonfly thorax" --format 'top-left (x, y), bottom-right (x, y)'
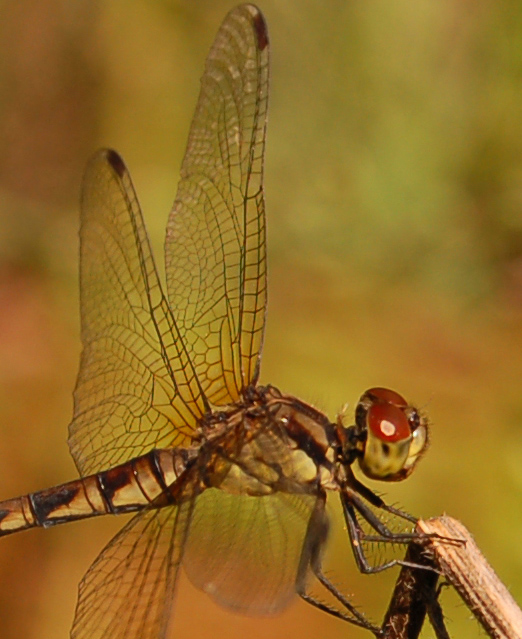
top-left (192, 385), bottom-right (338, 498)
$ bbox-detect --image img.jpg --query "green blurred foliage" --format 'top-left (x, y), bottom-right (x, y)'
top-left (0, 1), bottom-right (522, 638)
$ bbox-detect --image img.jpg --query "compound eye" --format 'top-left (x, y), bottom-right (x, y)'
top-left (366, 387), bottom-right (407, 408)
top-left (360, 403), bottom-right (412, 480)
top-left (403, 422), bottom-right (428, 470)
top-left (367, 403), bottom-right (411, 444)
top-left (356, 387), bottom-right (429, 482)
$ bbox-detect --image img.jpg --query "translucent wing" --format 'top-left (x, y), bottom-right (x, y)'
top-left (165, 4), bottom-right (269, 405)
top-left (68, 150), bottom-right (208, 475)
top-left (183, 488), bottom-right (317, 615)
top-left (71, 503), bottom-right (191, 639)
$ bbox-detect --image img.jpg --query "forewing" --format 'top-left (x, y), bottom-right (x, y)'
top-left (69, 150), bottom-right (207, 476)
top-left (71, 503), bottom-right (191, 639)
top-left (183, 488), bottom-right (316, 615)
top-left (165, 4), bottom-right (269, 405)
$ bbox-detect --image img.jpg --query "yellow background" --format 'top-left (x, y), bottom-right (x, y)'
top-left (0, 1), bottom-right (521, 637)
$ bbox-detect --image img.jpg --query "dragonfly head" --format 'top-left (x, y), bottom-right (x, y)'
top-left (338, 387), bottom-right (429, 482)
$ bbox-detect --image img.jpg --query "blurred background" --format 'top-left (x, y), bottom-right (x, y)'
top-left (1, 0), bottom-right (522, 637)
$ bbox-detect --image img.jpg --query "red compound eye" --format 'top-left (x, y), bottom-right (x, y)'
top-left (367, 403), bottom-right (411, 443)
top-left (366, 387), bottom-right (407, 408)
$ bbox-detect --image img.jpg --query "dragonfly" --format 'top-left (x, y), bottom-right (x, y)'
top-left (0, 4), bottom-right (430, 638)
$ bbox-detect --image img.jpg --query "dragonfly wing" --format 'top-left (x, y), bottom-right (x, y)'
top-left (69, 150), bottom-right (208, 476)
top-left (183, 488), bottom-right (317, 615)
top-left (71, 502), bottom-right (192, 639)
top-left (165, 4), bottom-right (269, 405)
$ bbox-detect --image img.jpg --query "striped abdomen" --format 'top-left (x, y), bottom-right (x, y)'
top-left (0, 448), bottom-right (187, 536)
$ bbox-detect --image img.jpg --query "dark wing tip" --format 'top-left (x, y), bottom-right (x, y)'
top-left (247, 4), bottom-right (269, 51)
top-left (105, 149), bottom-right (127, 178)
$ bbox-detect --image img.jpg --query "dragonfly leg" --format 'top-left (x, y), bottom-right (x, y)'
top-left (341, 488), bottom-right (442, 576)
top-left (344, 477), bottom-right (462, 546)
top-left (298, 583), bottom-right (383, 637)
top-left (348, 473), bottom-right (418, 523)
top-left (296, 492), bottom-right (383, 636)
top-left (343, 498), bottom-right (430, 575)
top-left (346, 486), bottom-right (420, 540)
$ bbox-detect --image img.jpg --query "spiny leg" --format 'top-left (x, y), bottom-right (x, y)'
top-left (341, 485), bottom-right (444, 575)
top-left (295, 492), bottom-right (383, 637)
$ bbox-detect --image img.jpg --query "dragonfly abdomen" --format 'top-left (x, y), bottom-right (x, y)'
top-left (0, 448), bottom-right (188, 536)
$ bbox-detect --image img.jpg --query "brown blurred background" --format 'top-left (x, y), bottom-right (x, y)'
top-left (1, 1), bottom-right (522, 637)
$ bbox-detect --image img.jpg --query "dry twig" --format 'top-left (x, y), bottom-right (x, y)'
top-left (381, 515), bottom-right (522, 639)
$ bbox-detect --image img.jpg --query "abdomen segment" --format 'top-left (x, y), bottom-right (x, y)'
top-left (0, 448), bottom-right (186, 536)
